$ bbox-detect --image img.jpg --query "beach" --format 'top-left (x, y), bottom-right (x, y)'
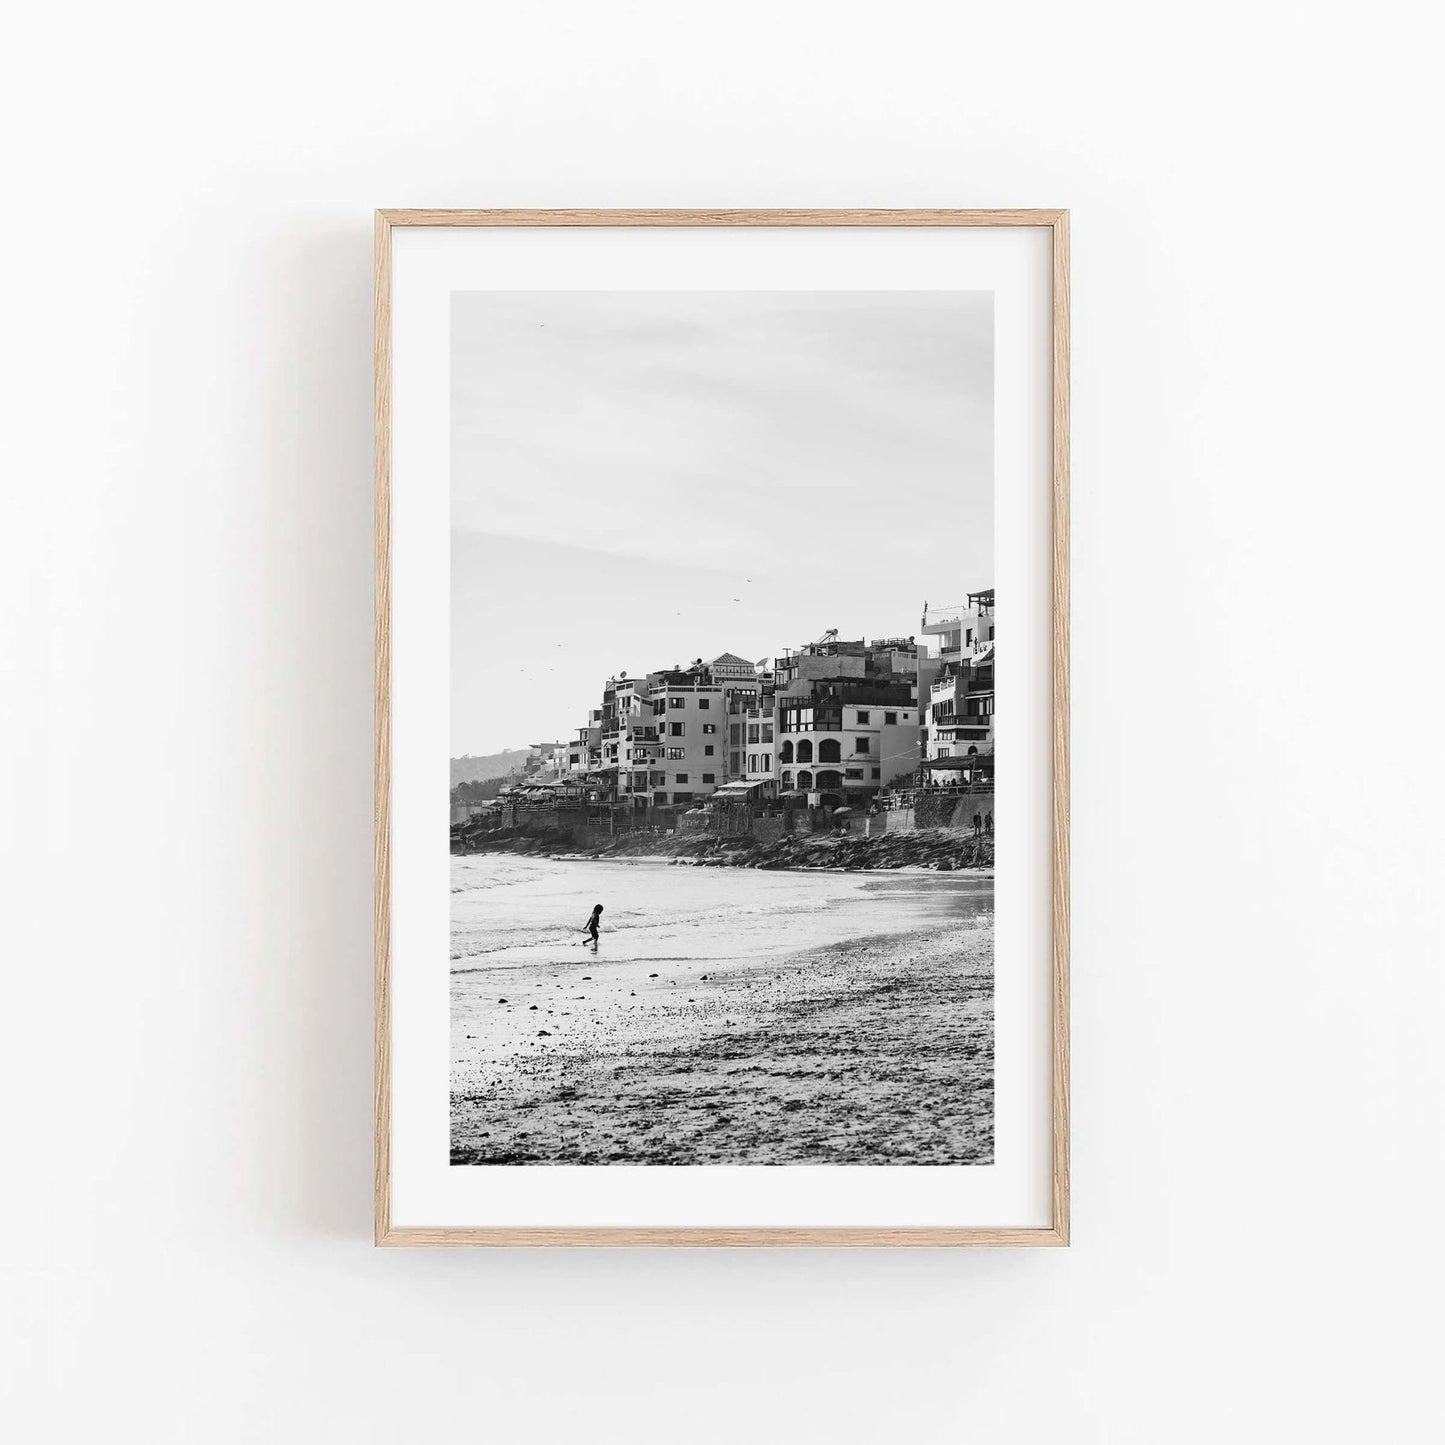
top-left (450, 856), bottom-right (994, 1164)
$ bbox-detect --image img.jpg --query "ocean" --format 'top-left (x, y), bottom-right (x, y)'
top-left (450, 853), bottom-right (993, 970)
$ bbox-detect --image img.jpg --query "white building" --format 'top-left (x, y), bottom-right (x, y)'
top-left (919, 590), bottom-right (995, 780)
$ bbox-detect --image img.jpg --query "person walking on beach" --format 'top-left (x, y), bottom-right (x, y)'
top-left (580, 903), bottom-right (603, 947)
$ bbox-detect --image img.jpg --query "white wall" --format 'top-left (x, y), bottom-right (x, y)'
top-left (4, 3), bottom-right (1443, 1441)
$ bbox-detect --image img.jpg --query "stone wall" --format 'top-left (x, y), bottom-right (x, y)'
top-left (913, 792), bottom-right (995, 832)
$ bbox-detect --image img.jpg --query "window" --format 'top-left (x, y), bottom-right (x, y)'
top-left (669, 697), bottom-right (685, 708)
top-left (855, 737), bottom-right (870, 753)
top-left (729, 723), bottom-right (741, 744)
top-left (704, 744), bottom-right (714, 756)
top-left (761, 724), bottom-right (773, 743)
top-left (871, 767), bottom-right (880, 780)
top-left (669, 721), bottom-right (685, 737)
top-left (746, 754), bottom-right (756, 772)
top-left (666, 747), bottom-right (685, 760)
top-left (673, 792), bottom-right (693, 804)
top-left (884, 712), bottom-right (897, 725)
top-left (675, 773), bottom-right (688, 784)
top-left (763, 756), bottom-right (772, 772)
top-left (702, 723), bottom-right (717, 734)
top-left (702, 773), bottom-right (715, 783)
top-left (729, 752), bottom-right (741, 772)
top-left (747, 724), bottom-right (759, 744)
top-left (845, 767), bottom-right (864, 780)
top-left (569, 753), bottom-right (580, 764)
top-left (650, 771), bottom-right (665, 786)
top-left (698, 698), bottom-right (710, 709)
top-left (856, 710), bottom-right (870, 725)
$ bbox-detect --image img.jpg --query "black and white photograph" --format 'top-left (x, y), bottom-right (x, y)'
top-left (448, 290), bottom-right (999, 1165)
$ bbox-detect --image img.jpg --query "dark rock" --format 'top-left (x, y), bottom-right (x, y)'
top-left (537, 1029), bottom-right (552, 1037)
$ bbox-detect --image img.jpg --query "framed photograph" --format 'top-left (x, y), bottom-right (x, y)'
top-left (375, 209), bottom-right (1069, 1246)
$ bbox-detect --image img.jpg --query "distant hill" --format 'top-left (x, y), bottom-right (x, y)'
top-left (450, 748), bottom-right (528, 788)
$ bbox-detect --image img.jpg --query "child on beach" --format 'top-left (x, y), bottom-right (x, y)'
top-left (580, 903), bottom-right (603, 947)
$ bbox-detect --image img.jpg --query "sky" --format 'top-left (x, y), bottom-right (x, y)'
top-left (452, 290), bottom-right (992, 757)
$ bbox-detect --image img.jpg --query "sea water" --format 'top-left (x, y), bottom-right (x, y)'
top-left (451, 854), bottom-right (992, 972)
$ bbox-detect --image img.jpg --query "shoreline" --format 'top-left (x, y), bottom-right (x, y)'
top-left (453, 824), bottom-right (995, 874)
top-left (450, 917), bottom-right (994, 1166)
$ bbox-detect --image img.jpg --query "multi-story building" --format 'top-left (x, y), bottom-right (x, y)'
top-left (773, 634), bottom-right (925, 808)
top-left (524, 741), bottom-right (569, 785)
top-left (548, 631), bottom-right (945, 812)
top-left (735, 665), bottom-right (777, 790)
top-left (639, 665), bottom-right (726, 806)
top-left (703, 651), bottom-right (764, 780)
top-left (919, 589), bottom-right (995, 781)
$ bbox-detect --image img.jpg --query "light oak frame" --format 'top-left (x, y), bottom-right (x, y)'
top-left (375, 209), bottom-right (1070, 1247)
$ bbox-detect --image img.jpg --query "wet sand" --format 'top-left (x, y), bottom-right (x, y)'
top-left (450, 918), bottom-right (993, 1165)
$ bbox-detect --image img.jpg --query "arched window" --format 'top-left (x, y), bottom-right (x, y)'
top-left (816, 770), bottom-right (843, 790)
top-left (781, 770), bottom-right (794, 787)
top-left (796, 739), bottom-right (814, 764)
top-left (966, 745), bottom-right (978, 756)
top-left (797, 770), bottom-right (814, 789)
top-left (779, 740), bottom-right (794, 764)
top-left (818, 738), bottom-right (841, 763)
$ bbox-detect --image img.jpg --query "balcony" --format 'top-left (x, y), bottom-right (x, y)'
top-left (921, 604), bottom-right (969, 630)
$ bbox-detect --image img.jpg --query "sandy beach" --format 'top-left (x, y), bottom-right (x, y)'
top-left (450, 859), bottom-right (993, 1164)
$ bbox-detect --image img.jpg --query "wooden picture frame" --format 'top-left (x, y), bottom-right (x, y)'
top-left (375, 209), bottom-right (1069, 1246)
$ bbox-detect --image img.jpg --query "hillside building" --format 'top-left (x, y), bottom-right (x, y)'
top-left (774, 634), bottom-right (925, 808)
top-left (919, 590), bottom-right (995, 782)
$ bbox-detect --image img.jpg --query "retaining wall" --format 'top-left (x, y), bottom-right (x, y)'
top-left (913, 792), bottom-right (996, 832)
